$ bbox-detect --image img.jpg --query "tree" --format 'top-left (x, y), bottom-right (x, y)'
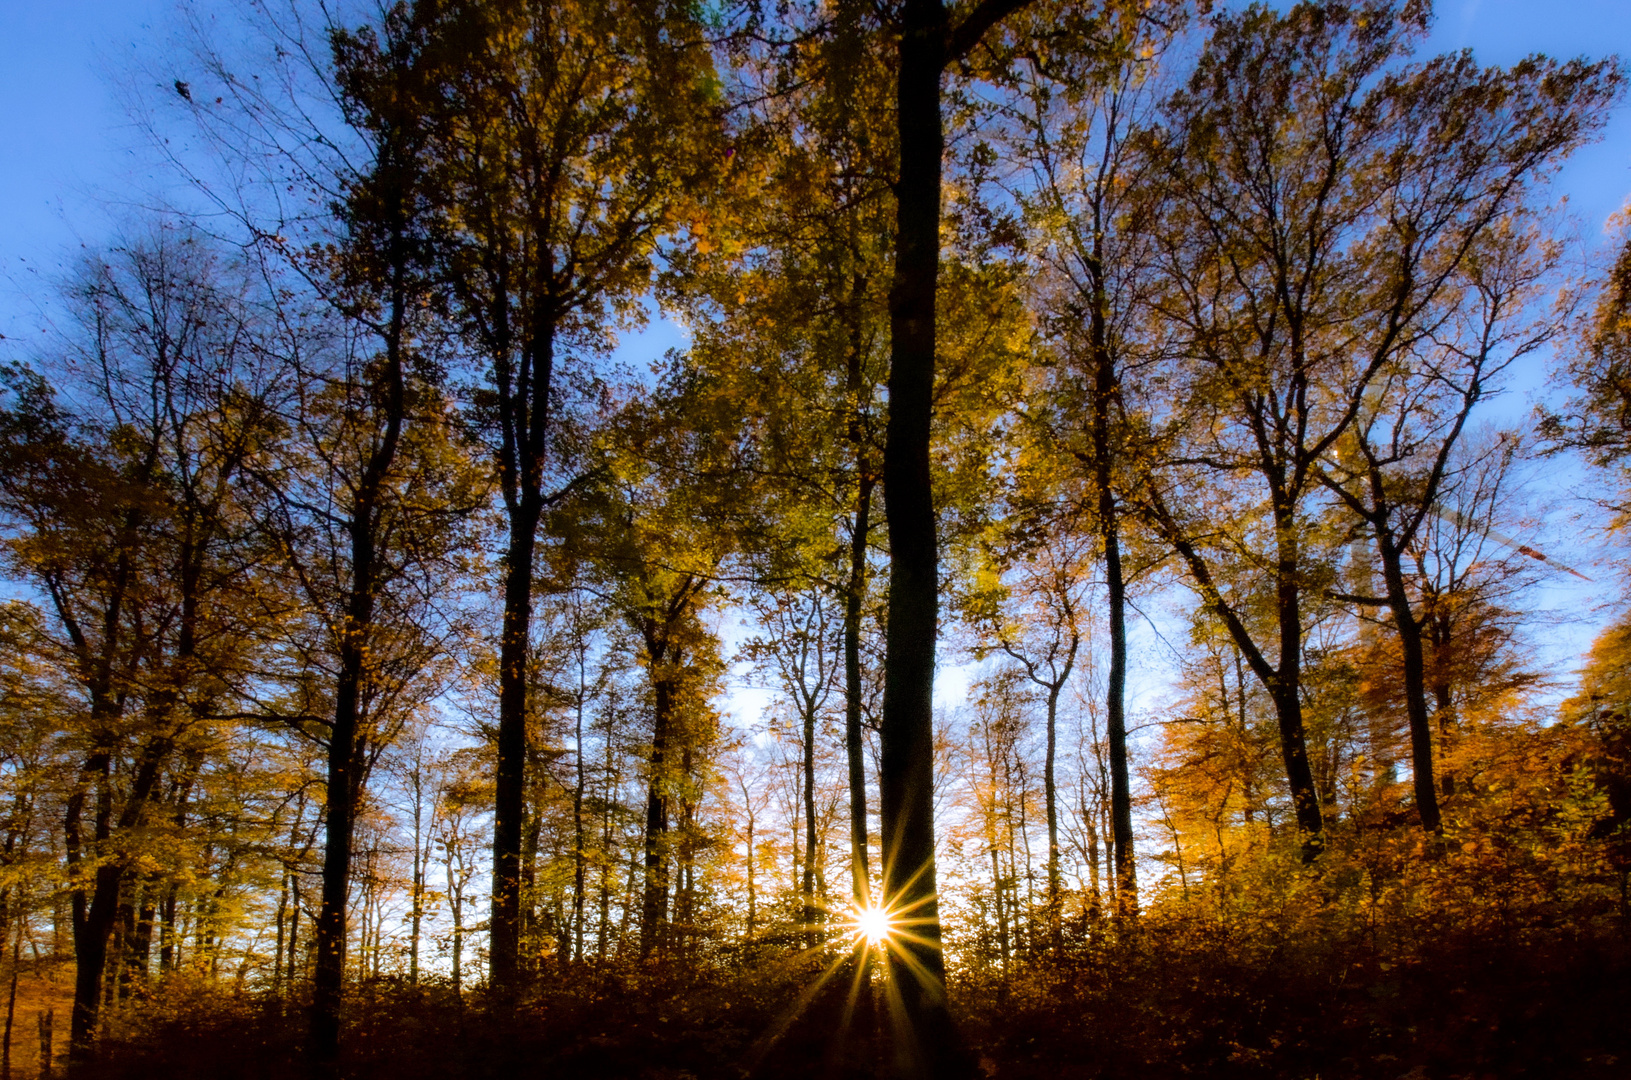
top-left (1139, 0), bottom-right (1616, 858)
top-left (401, 0), bottom-right (724, 992)
top-left (871, 0), bottom-right (1057, 1066)
top-left (1318, 202), bottom-right (1582, 833)
top-left (680, 33), bottom-right (896, 910)
top-left (0, 228), bottom-right (281, 1060)
top-left (964, 503), bottom-right (1088, 928)
top-left (556, 369), bottom-right (740, 955)
top-left (999, 7), bottom-right (1186, 913)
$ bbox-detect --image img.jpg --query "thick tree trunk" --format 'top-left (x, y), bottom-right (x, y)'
top-left (641, 653), bottom-right (676, 955)
top-left (879, 1), bottom-right (967, 1074)
top-left (67, 741), bottom-right (169, 1060)
top-left (491, 319), bottom-right (555, 994)
top-left (67, 865), bottom-right (118, 1060)
top-left (492, 496), bottom-right (542, 990)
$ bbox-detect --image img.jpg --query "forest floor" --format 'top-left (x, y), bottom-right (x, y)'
top-left (72, 927), bottom-right (1631, 1080)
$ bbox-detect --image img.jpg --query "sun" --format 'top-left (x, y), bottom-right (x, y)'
top-left (850, 904), bottom-right (893, 947)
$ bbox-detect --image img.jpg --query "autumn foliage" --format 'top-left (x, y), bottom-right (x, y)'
top-left (0, 0), bottom-right (1629, 1078)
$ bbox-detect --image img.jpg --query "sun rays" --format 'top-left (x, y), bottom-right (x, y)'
top-left (740, 857), bottom-right (951, 1075)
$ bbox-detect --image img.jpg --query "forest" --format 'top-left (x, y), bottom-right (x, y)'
top-left (1, 0), bottom-right (1629, 1076)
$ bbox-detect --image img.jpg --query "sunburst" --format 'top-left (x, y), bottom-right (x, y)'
top-left (848, 903), bottom-right (895, 947)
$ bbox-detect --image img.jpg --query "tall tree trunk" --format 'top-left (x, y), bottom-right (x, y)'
top-left (878, 0), bottom-right (1031, 1069)
top-left (802, 701), bottom-right (819, 939)
top-left (2, 919), bottom-right (19, 1080)
top-left (491, 318), bottom-right (555, 995)
top-left (572, 646), bottom-right (588, 962)
top-left (1271, 509), bottom-right (1324, 857)
top-left (1375, 531), bottom-right (1442, 833)
top-left (67, 742), bottom-right (168, 1060)
top-left (309, 255), bottom-right (407, 1073)
top-left (844, 258), bottom-right (875, 909)
top-left (844, 478), bottom-right (875, 908)
top-left (1152, 484), bottom-right (1325, 862)
top-left (1101, 514), bottom-right (1135, 909)
top-left (1085, 274), bottom-right (1137, 912)
top-left (744, 803), bottom-right (757, 939)
top-left (641, 646), bottom-right (676, 955)
top-left (879, 1), bottom-right (958, 1072)
top-left (310, 627), bottom-right (366, 1070)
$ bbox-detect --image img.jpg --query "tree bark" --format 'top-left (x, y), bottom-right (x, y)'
top-left (1375, 531), bottom-right (1443, 833)
top-left (309, 223), bottom-right (408, 1076)
top-left (879, 0), bottom-right (959, 1073)
top-left (802, 695), bottom-right (819, 938)
top-left (640, 642), bottom-right (677, 955)
top-left (489, 224), bottom-right (558, 990)
top-left (844, 478), bottom-right (874, 907)
top-left (878, 0), bottom-right (1034, 1069)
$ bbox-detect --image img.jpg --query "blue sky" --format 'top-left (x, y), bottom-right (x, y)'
top-left (2, 0), bottom-right (1628, 333)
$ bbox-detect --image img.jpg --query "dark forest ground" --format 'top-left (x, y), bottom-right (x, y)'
top-left (74, 927), bottom-right (1631, 1080)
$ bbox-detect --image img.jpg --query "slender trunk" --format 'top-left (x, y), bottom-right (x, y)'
top-left (274, 872), bottom-right (288, 996)
top-left (573, 641), bottom-right (589, 962)
top-left (1085, 219), bottom-right (1136, 912)
top-left (310, 241), bottom-right (407, 1072)
top-left (1375, 531), bottom-right (1442, 833)
top-left (288, 872), bottom-right (301, 986)
top-left (1015, 769), bottom-right (1034, 948)
top-left (844, 262), bottom-right (875, 908)
top-left (3, 918), bottom-right (20, 1080)
top-left (449, 864), bottom-right (464, 998)
top-left (802, 700), bottom-right (819, 938)
top-left (1041, 681), bottom-right (1063, 947)
top-left (744, 804), bottom-right (757, 940)
top-left (130, 889), bottom-right (154, 988)
top-left (989, 844), bottom-right (1008, 979)
top-left (1148, 484), bottom-right (1324, 862)
top-left (1102, 518), bottom-right (1136, 910)
top-left (598, 735), bottom-right (616, 962)
top-left (1101, 795), bottom-right (1116, 912)
top-left (677, 743), bottom-right (697, 960)
top-left (407, 772), bottom-right (424, 985)
top-left (157, 775), bottom-right (192, 977)
top-left (158, 881), bottom-right (179, 975)
top-left (1083, 792), bottom-right (1101, 918)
